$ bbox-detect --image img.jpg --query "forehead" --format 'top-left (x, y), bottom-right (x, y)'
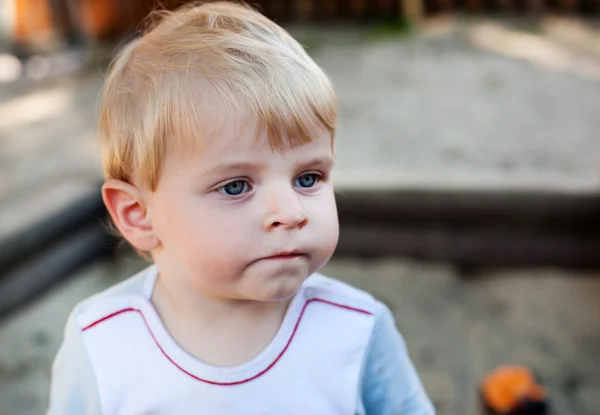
top-left (172, 117), bottom-right (333, 164)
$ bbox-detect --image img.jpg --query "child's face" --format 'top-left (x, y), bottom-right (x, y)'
top-left (149, 121), bottom-right (339, 302)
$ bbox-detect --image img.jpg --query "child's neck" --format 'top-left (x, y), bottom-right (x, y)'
top-left (151, 274), bottom-right (291, 367)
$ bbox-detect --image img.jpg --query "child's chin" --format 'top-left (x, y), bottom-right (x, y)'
top-left (257, 277), bottom-right (305, 302)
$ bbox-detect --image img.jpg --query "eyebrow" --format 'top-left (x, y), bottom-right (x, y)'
top-left (201, 156), bottom-right (334, 178)
top-left (297, 156), bottom-right (334, 171)
top-left (202, 162), bottom-right (263, 178)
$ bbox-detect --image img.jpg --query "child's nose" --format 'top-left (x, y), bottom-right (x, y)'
top-left (262, 190), bottom-right (308, 231)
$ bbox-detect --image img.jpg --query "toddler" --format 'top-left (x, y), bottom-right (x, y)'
top-left (47, 2), bottom-right (435, 414)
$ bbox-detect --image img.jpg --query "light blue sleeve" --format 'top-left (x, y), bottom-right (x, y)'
top-left (47, 313), bottom-right (104, 415)
top-left (360, 303), bottom-right (435, 415)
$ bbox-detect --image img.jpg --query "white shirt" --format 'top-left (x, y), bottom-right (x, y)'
top-left (47, 265), bottom-right (435, 414)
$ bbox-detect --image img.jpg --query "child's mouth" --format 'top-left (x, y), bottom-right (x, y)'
top-left (261, 250), bottom-right (306, 261)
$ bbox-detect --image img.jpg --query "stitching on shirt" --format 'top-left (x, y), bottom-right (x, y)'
top-left (81, 298), bottom-right (372, 386)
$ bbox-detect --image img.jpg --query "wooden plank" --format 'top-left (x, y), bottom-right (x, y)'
top-left (402, 0), bottom-right (424, 21)
top-left (558, 0), bottom-right (579, 11)
top-left (466, 0), bottom-right (486, 12)
top-left (349, 0), bottom-right (366, 18)
top-left (497, 0), bottom-right (515, 10)
top-left (318, 0), bottom-right (338, 20)
top-left (378, 0), bottom-right (397, 16)
top-left (293, 0), bottom-right (314, 21)
top-left (527, 0), bottom-right (546, 12)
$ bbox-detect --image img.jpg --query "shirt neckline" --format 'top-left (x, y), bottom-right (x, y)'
top-left (134, 265), bottom-right (307, 385)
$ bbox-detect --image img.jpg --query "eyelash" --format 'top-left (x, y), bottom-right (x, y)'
top-left (216, 172), bottom-right (326, 197)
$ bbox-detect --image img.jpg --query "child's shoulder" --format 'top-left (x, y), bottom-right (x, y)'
top-left (66, 265), bottom-right (156, 330)
top-left (302, 273), bottom-right (386, 318)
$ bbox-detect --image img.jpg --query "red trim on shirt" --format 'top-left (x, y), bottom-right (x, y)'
top-left (81, 298), bottom-right (372, 386)
top-left (309, 298), bottom-right (373, 315)
top-left (82, 308), bottom-right (136, 331)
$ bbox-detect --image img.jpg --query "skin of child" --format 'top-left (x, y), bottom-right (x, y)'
top-left (101, 118), bottom-right (339, 366)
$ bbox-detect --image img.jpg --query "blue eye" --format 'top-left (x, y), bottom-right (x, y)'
top-left (219, 180), bottom-right (249, 196)
top-left (295, 173), bottom-right (318, 188)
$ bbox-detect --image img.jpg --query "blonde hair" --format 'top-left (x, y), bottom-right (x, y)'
top-left (99, 1), bottom-right (338, 191)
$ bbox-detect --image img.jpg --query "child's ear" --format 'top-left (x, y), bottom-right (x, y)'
top-left (102, 179), bottom-right (159, 252)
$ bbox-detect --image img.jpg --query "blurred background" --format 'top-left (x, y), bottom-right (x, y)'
top-left (1, 0), bottom-right (599, 414)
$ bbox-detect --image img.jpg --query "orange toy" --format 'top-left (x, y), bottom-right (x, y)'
top-left (480, 366), bottom-right (548, 415)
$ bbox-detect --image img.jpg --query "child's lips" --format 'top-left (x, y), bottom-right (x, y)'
top-left (259, 250), bottom-right (307, 261)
